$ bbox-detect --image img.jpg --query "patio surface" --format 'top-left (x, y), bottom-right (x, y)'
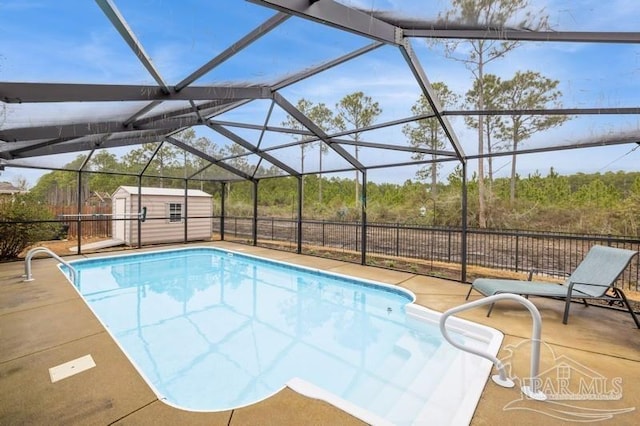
top-left (1, 241), bottom-right (638, 425)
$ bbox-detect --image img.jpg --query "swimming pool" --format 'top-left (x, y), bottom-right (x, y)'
top-left (63, 247), bottom-right (503, 425)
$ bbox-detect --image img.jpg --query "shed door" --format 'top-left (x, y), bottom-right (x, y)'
top-left (114, 198), bottom-right (126, 241)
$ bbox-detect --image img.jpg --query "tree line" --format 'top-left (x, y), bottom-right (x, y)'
top-left (24, 148), bottom-right (640, 237)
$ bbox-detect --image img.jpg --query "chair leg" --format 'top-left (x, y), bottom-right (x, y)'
top-left (465, 285), bottom-right (474, 300)
top-left (582, 298), bottom-right (588, 307)
top-left (563, 296), bottom-right (572, 324)
top-left (486, 302), bottom-right (495, 317)
top-left (613, 288), bottom-right (640, 329)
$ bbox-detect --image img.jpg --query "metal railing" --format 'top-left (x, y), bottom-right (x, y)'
top-left (24, 247), bottom-right (77, 284)
top-left (216, 216), bottom-right (640, 290)
top-left (9, 215), bottom-right (638, 291)
top-left (439, 294), bottom-right (546, 401)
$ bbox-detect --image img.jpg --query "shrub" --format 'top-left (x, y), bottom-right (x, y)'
top-left (0, 194), bottom-right (58, 260)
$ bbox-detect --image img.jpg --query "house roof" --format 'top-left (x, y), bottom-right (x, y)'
top-left (0, 181), bottom-right (24, 194)
top-left (114, 186), bottom-right (212, 198)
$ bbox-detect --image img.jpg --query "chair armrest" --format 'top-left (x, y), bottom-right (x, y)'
top-left (566, 280), bottom-right (611, 296)
top-left (527, 268), bottom-right (571, 281)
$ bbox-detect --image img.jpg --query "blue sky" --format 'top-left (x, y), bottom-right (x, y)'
top-left (1, 0), bottom-right (639, 187)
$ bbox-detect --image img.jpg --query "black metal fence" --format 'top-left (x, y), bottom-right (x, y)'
top-left (7, 214), bottom-right (637, 291)
top-left (215, 216), bottom-right (640, 290)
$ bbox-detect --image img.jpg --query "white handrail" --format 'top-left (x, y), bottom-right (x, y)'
top-left (24, 247), bottom-right (77, 284)
top-left (439, 293), bottom-right (547, 401)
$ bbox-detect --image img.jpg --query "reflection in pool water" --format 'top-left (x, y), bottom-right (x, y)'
top-left (67, 248), bottom-right (499, 425)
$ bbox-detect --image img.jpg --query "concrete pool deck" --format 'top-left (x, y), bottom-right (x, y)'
top-left (1, 241), bottom-right (639, 425)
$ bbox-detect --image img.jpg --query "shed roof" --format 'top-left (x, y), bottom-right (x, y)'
top-left (114, 186), bottom-right (212, 198)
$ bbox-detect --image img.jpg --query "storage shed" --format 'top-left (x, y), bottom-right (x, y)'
top-left (111, 186), bottom-right (213, 245)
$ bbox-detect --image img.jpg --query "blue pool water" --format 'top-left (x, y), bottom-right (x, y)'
top-left (65, 247), bottom-right (500, 425)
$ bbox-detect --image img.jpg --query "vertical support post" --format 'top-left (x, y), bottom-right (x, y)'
top-left (461, 163), bottom-right (468, 282)
top-left (297, 176), bottom-right (302, 254)
top-left (361, 170), bottom-right (367, 265)
top-left (252, 180), bottom-right (258, 246)
top-left (137, 176), bottom-right (142, 248)
top-left (137, 177), bottom-right (142, 248)
top-left (183, 179), bottom-right (188, 243)
top-left (220, 182), bottom-right (226, 241)
top-left (515, 233), bottom-right (520, 272)
top-left (76, 171), bottom-right (82, 255)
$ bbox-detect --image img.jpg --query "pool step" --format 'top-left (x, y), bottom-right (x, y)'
top-left (378, 340), bottom-right (459, 423)
top-left (361, 335), bottom-right (440, 419)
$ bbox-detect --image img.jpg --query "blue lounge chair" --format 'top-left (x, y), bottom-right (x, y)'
top-left (466, 245), bottom-right (639, 328)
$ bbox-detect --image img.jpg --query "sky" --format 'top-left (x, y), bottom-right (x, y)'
top-left (1, 0), bottom-right (640, 188)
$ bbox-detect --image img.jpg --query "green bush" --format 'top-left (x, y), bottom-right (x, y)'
top-left (0, 194), bottom-right (58, 260)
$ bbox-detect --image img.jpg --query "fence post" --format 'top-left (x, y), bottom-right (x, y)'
top-left (220, 182), bottom-right (226, 241)
top-left (76, 171), bottom-right (82, 255)
top-left (395, 223), bottom-right (400, 257)
top-left (515, 233), bottom-right (520, 272)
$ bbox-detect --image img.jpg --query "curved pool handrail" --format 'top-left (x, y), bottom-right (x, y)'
top-left (439, 293), bottom-right (547, 401)
top-left (24, 246), bottom-right (77, 284)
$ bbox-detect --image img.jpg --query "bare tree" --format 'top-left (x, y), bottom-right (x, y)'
top-left (335, 92), bottom-right (381, 206)
top-left (496, 71), bottom-right (568, 204)
top-left (465, 74), bottom-right (505, 186)
top-left (403, 83), bottom-right (459, 197)
top-left (439, 0), bottom-right (548, 227)
top-left (282, 99), bottom-right (337, 205)
top-left (307, 102), bottom-right (338, 204)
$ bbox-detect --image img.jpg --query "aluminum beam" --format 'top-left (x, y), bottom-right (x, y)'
top-left (131, 100), bottom-right (236, 127)
top-left (465, 134), bottom-right (640, 159)
top-left (0, 117), bottom-right (200, 142)
top-left (207, 123), bottom-right (300, 177)
top-left (95, 0), bottom-right (169, 93)
top-left (273, 92), bottom-right (365, 171)
top-left (6, 136), bottom-right (88, 157)
top-left (250, 0), bottom-right (400, 45)
top-left (166, 136), bottom-right (254, 181)
top-left (272, 41), bottom-right (385, 91)
top-left (176, 12), bottom-right (290, 91)
top-left (254, 136), bottom-right (454, 157)
top-left (444, 107), bottom-right (640, 116)
top-left (404, 29), bottom-right (640, 44)
top-left (123, 100), bottom-right (164, 126)
top-left (0, 82), bottom-right (272, 103)
top-left (10, 131), bottom-right (173, 158)
top-left (398, 39), bottom-right (465, 161)
top-left (210, 119), bottom-right (314, 136)
top-left (212, 110), bottom-right (440, 143)
top-left (255, 101), bottom-right (275, 150)
top-left (334, 138), bottom-right (457, 157)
